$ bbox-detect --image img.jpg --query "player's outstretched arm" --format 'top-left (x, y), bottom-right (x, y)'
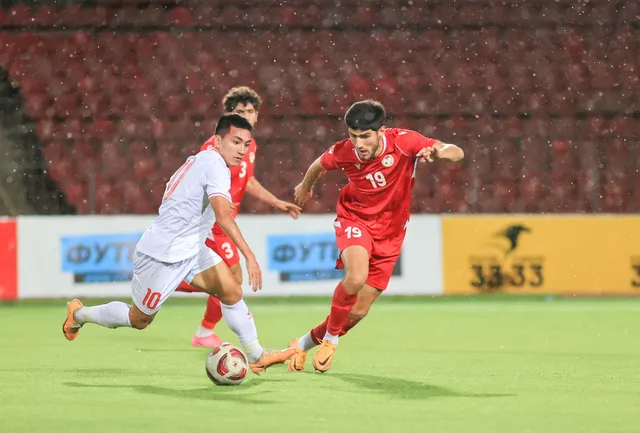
top-left (435, 142), bottom-right (464, 161)
top-left (294, 157), bottom-right (326, 205)
top-left (417, 142), bottom-right (464, 163)
top-left (246, 176), bottom-right (302, 219)
top-left (210, 196), bottom-right (262, 291)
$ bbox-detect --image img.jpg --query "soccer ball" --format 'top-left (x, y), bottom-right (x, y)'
top-left (205, 343), bottom-right (248, 386)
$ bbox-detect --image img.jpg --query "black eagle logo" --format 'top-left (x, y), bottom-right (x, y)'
top-left (494, 224), bottom-right (531, 256)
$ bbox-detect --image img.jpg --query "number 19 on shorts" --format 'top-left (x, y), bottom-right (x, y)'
top-left (345, 226), bottom-right (362, 239)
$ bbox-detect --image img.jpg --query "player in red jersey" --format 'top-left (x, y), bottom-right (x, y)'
top-left (287, 100), bottom-right (464, 372)
top-left (176, 87), bottom-right (302, 347)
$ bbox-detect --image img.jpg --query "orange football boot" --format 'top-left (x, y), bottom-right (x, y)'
top-left (249, 347), bottom-right (296, 375)
top-left (62, 299), bottom-right (83, 341)
top-left (312, 339), bottom-right (337, 373)
top-left (287, 339), bottom-right (307, 372)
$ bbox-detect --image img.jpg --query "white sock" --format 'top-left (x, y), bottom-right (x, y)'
top-left (195, 326), bottom-right (214, 338)
top-left (323, 332), bottom-right (339, 345)
top-left (74, 302), bottom-right (132, 329)
top-left (297, 332), bottom-right (316, 351)
top-left (221, 299), bottom-right (263, 362)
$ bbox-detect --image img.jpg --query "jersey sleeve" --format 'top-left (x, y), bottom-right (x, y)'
top-left (319, 144), bottom-right (339, 170)
top-left (203, 156), bottom-right (232, 202)
top-left (396, 129), bottom-right (440, 157)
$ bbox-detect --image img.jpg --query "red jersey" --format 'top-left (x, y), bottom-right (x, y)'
top-left (320, 128), bottom-right (438, 239)
top-left (201, 136), bottom-right (257, 218)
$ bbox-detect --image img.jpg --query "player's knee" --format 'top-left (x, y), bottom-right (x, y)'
top-left (217, 282), bottom-right (242, 305)
top-left (129, 312), bottom-right (154, 330)
top-left (342, 271), bottom-right (368, 293)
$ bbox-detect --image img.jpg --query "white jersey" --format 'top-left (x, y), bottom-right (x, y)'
top-left (136, 149), bottom-right (232, 263)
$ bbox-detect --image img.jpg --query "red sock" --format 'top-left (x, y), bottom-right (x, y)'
top-left (326, 283), bottom-right (357, 336)
top-left (201, 296), bottom-right (223, 329)
top-left (310, 316), bottom-right (329, 345)
top-left (309, 315), bottom-right (360, 346)
top-left (176, 281), bottom-right (200, 293)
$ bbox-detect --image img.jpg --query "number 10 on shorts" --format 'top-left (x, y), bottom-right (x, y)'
top-left (142, 288), bottom-right (161, 310)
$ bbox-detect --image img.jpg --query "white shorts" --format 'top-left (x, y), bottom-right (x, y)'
top-left (131, 247), bottom-right (223, 315)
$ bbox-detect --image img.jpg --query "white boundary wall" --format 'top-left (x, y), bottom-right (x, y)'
top-left (16, 215), bottom-right (443, 299)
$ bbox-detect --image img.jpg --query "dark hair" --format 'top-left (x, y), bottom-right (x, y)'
top-left (345, 100), bottom-right (386, 131)
top-left (222, 86), bottom-right (262, 112)
top-left (214, 113), bottom-right (253, 137)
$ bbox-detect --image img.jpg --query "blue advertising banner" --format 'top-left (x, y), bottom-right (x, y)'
top-left (61, 233), bottom-right (142, 283)
top-left (267, 233), bottom-right (343, 282)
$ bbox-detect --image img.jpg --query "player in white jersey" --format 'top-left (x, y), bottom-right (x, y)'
top-left (62, 114), bottom-right (295, 374)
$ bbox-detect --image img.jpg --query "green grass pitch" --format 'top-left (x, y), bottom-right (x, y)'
top-left (1, 296), bottom-right (639, 433)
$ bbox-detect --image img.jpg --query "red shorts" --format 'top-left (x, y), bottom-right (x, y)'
top-left (207, 223), bottom-right (240, 267)
top-left (333, 218), bottom-right (404, 291)
top-left (175, 224), bottom-right (239, 293)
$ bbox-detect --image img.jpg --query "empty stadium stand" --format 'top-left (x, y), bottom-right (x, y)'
top-left (0, 1), bottom-right (638, 214)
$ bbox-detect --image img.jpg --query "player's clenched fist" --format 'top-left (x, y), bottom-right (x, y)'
top-left (245, 255), bottom-right (263, 292)
top-left (294, 182), bottom-right (313, 205)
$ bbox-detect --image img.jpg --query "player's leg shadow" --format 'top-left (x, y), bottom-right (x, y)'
top-left (62, 367), bottom-right (202, 379)
top-left (134, 348), bottom-right (202, 353)
top-left (63, 381), bottom-right (279, 404)
top-left (63, 368), bottom-right (297, 384)
top-left (329, 373), bottom-right (513, 400)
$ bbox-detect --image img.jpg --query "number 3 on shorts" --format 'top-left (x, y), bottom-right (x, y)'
top-left (221, 242), bottom-right (235, 260)
top-left (345, 226), bottom-right (362, 239)
top-left (142, 288), bottom-right (161, 310)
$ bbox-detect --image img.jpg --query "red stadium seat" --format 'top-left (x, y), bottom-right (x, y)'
top-left (132, 156), bottom-right (155, 180)
top-left (0, 13), bottom-right (629, 214)
top-left (170, 7), bottom-right (192, 26)
top-left (23, 92), bottom-right (51, 119)
top-left (5, 4), bottom-right (31, 26)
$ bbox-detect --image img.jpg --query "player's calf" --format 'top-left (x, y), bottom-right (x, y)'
top-left (190, 263), bottom-right (242, 346)
top-left (343, 316), bottom-right (363, 334)
top-left (64, 300), bottom-right (141, 339)
top-left (347, 311), bottom-right (366, 323)
top-left (192, 262), bottom-right (293, 371)
top-left (321, 245), bottom-right (369, 344)
top-left (342, 302), bottom-right (370, 331)
top-left (128, 304), bottom-right (156, 329)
